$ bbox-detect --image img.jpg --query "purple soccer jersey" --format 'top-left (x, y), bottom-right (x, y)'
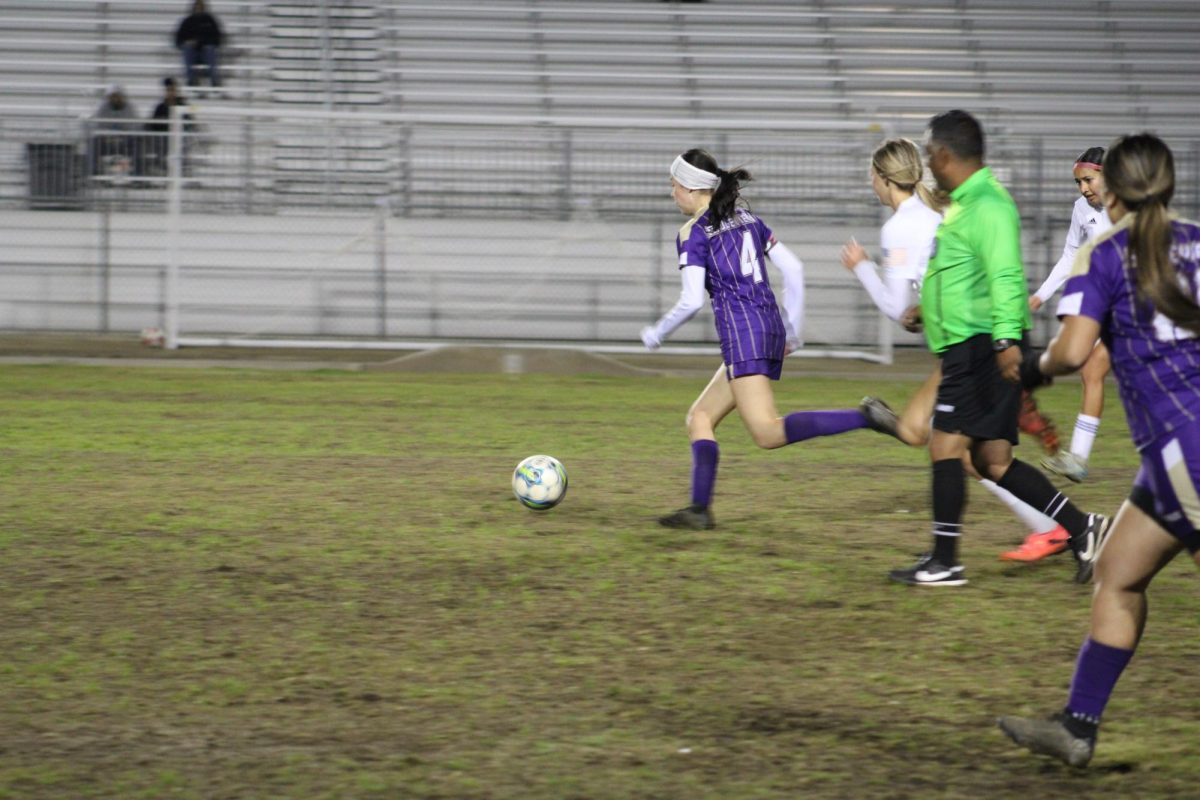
top-left (1057, 216), bottom-right (1200, 451)
top-left (677, 208), bottom-right (788, 367)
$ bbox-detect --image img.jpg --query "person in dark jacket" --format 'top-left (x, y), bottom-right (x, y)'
top-left (175, 0), bottom-right (223, 87)
top-left (145, 77), bottom-right (192, 175)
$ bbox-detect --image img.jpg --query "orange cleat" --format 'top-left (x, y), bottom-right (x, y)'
top-left (1018, 391), bottom-right (1060, 455)
top-left (999, 526), bottom-right (1070, 562)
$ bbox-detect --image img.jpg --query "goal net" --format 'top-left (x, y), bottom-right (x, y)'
top-left (163, 105), bottom-right (906, 362)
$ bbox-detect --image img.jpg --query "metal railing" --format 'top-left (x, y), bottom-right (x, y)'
top-left (5, 106), bottom-right (1200, 355)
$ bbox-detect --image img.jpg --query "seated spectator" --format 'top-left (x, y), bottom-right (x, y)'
top-left (145, 77), bottom-right (192, 175)
top-left (89, 84), bottom-right (141, 176)
top-left (175, 0), bottom-right (223, 88)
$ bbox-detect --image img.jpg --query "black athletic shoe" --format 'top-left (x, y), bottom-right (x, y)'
top-left (860, 396), bottom-right (901, 440)
top-left (658, 506), bottom-right (715, 530)
top-left (1070, 513), bottom-right (1111, 584)
top-left (888, 553), bottom-right (967, 586)
top-left (997, 712), bottom-right (1096, 767)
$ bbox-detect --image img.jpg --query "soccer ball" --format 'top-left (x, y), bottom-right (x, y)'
top-left (512, 455), bottom-right (567, 511)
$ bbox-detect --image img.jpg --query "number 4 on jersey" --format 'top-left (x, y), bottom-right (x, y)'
top-left (740, 231), bottom-right (764, 283)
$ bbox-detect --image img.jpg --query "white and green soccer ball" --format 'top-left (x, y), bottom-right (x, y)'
top-left (512, 455), bottom-right (568, 511)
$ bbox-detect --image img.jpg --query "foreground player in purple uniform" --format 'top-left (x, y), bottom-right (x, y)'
top-left (998, 133), bottom-right (1200, 767)
top-left (641, 149), bottom-right (890, 530)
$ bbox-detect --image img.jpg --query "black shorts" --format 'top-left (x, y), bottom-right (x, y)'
top-left (932, 333), bottom-right (1023, 444)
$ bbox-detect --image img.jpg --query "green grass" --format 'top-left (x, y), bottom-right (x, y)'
top-left (1, 363), bottom-right (1197, 799)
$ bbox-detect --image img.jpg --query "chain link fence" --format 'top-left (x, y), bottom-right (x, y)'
top-left (4, 107), bottom-right (1200, 353)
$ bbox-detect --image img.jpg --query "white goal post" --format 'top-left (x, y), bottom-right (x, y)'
top-left (163, 104), bottom-right (905, 363)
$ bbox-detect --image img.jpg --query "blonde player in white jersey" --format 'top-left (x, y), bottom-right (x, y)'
top-left (840, 138), bottom-right (1070, 560)
top-left (1030, 147), bottom-right (1113, 484)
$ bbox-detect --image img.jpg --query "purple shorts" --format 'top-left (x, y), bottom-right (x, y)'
top-left (1130, 420), bottom-right (1200, 553)
top-left (725, 358), bottom-right (783, 381)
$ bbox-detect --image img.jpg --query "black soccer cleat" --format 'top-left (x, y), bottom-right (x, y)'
top-left (888, 553), bottom-right (967, 586)
top-left (860, 396), bottom-right (901, 440)
top-left (658, 506), bottom-right (715, 531)
top-left (997, 712), bottom-right (1096, 768)
top-left (1070, 513), bottom-right (1111, 584)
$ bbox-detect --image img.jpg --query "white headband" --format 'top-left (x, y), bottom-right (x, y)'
top-left (671, 155), bottom-right (720, 190)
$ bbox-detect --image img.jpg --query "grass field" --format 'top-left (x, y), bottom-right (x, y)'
top-left (1, 360), bottom-right (1197, 799)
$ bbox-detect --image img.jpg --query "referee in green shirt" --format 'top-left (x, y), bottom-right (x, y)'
top-left (890, 110), bottom-right (1109, 587)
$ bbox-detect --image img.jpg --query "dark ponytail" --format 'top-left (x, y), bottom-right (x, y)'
top-left (1104, 134), bottom-right (1200, 334)
top-left (681, 148), bottom-right (752, 228)
top-left (1074, 146), bottom-right (1105, 167)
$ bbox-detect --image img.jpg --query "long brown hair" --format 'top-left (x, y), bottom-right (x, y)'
top-left (871, 138), bottom-right (948, 213)
top-left (680, 148), bottom-right (752, 228)
top-left (1104, 133), bottom-right (1200, 334)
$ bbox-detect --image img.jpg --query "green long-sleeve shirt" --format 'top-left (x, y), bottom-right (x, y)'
top-left (920, 166), bottom-right (1032, 354)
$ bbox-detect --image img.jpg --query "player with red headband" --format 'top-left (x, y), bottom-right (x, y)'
top-left (1003, 148), bottom-right (1115, 561)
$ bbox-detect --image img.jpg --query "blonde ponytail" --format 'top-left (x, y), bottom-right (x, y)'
top-left (871, 138), bottom-right (948, 212)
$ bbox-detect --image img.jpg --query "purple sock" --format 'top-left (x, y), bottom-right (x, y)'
top-left (783, 409), bottom-right (867, 444)
top-left (690, 439), bottom-right (719, 509)
top-left (1066, 638), bottom-right (1135, 721)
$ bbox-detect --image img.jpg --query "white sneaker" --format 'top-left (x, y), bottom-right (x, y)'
top-left (1041, 451), bottom-right (1089, 483)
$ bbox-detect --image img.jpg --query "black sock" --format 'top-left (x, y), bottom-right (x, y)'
top-left (932, 458), bottom-right (965, 565)
top-left (998, 459), bottom-right (1089, 541)
top-left (1061, 708), bottom-right (1100, 740)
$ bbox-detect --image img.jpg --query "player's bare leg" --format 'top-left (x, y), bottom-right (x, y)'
top-left (999, 501), bottom-right (1185, 767)
top-left (895, 366), bottom-right (940, 447)
top-left (686, 364), bottom-right (737, 443)
top-left (659, 365), bottom-right (736, 530)
top-left (1088, 500), bottom-right (1181, 649)
top-left (722, 370), bottom-right (875, 452)
top-left (728, 374), bottom-right (785, 449)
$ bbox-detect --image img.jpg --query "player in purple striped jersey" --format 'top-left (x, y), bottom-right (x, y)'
top-left (641, 149), bottom-right (891, 530)
top-left (999, 134), bottom-right (1200, 767)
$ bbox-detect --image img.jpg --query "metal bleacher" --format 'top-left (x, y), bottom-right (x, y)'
top-left (1, 0), bottom-right (1199, 213)
top-left (383, 0), bottom-right (1200, 137)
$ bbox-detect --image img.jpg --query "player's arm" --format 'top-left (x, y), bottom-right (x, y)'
top-left (978, 201), bottom-right (1030, 381)
top-left (1023, 243), bottom-right (1114, 386)
top-left (1040, 243), bottom-right (1112, 374)
top-left (979, 201), bottom-right (1029, 340)
top-left (1032, 205), bottom-right (1086, 307)
top-left (767, 238), bottom-right (804, 350)
top-left (840, 227), bottom-right (917, 322)
top-left (1039, 315), bottom-right (1101, 376)
top-left (641, 265), bottom-right (706, 349)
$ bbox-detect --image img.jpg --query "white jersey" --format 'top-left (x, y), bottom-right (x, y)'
top-left (851, 194), bottom-right (943, 322)
top-left (1033, 195), bottom-right (1112, 304)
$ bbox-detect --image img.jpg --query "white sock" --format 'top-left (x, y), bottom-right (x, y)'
top-left (1070, 414), bottom-right (1101, 461)
top-left (978, 478), bottom-right (1059, 534)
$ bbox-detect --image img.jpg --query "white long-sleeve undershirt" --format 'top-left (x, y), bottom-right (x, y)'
top-left (852, 259), bottom-right (915, 323)
top-left (768, 240), bottom-right (804, 347)
top-left (641, 264), bottom-right (707, 348)
top-left (1033, 195), bottom-right (1113, 304)
top-left (850, 195), bottom-right (941, 322)
top-left (641, 239), bottom-right (806, 350)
